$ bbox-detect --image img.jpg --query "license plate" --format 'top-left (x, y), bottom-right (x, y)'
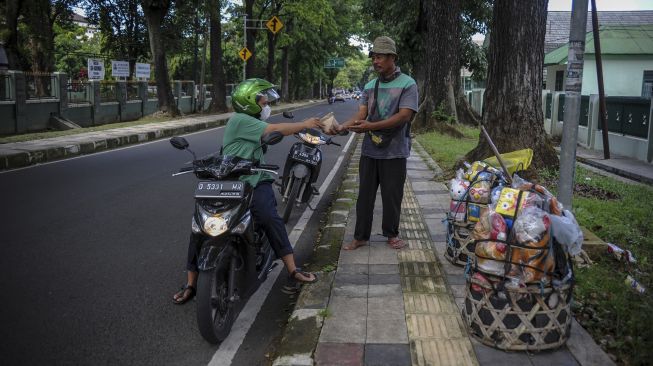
top-left (194, 181), bottom-right (244, 199)
top-left (292, 150), bottom-right (318, 165)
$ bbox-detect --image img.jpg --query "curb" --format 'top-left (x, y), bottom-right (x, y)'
top-left (272, 138), bottom-right (359, 366)
top-left (0, 103), bottom-right (316, 171)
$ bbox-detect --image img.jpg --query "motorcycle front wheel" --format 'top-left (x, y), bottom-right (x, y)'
top-left (282, 176), bottom-right (302, 223)
top-left (197, 261), bottom-right (235, 344)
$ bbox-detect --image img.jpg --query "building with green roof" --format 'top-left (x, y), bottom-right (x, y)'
top-left (544, 24), bottom-right (653, 96)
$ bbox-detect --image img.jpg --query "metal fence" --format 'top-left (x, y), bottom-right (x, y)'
top-left (180, 81), bottom-right (194, 97)
top-left (126, 81), bottom-right (140, 101)
top-left (25, 72), bottom-right (57, 100)
top-left (67, 81), bottom-right (91, 104)
top-left (100, 81), bottom-right (117, 102)
top-left (147, 81), bottom-right (157, 99)
top-left (0, 73), bottom-right (13, 101)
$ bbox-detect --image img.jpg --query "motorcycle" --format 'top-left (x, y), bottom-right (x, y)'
top-left (278, 112), bottom-right (342, 223)
top-left (170, 132), bottom-right (283, 344)
top-left (328, 95), bottom-right (335, 104)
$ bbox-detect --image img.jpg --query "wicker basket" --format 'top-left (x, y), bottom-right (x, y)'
top-left (445, 220), bottom-right (476, 266)
top-left (462, 273), bottom-right (573, 351)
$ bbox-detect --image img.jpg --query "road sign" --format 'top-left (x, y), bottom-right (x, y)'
top-left (135, 63), bottom-right (150, 79)
top-left (324, 57), bottom-right (345, 69)
top-left (87, 58), bottom-right (105, 80)
top-left (266, 16), bottom-right (283, 34)
top-left (239, 47), bottom-right (252, 62)
top-left (111, 60), bottom-right (129, 78)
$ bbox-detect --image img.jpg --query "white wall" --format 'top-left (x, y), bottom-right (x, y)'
top-left (547, 56), bottom-right (653, 96)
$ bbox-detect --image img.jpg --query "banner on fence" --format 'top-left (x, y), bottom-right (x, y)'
top-left (87, 58), bottom-right (105, 80)
top-left (111, 60), bottom-right (129, 78)
top-left (135, 63), bottom-right (151, 79)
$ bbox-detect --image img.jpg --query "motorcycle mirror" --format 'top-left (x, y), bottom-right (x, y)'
top-left (170, 136), bottom-right (189, 150)
top-left (261, 131), bottom-right (283, 146)
top-left (282, 111), bottom-right (294, 119)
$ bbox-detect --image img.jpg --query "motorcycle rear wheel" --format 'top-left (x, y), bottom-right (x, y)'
top-left (282, 176), bottom-right (302, 223)
top-left (197, 262), bottom-right (235, 344)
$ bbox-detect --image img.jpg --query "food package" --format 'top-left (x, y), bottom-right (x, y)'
top-left (449, 178), bottom-right (470, 201)
top-left (319, 112), bottom-right (340, 135)
top-left (449, 200), bottom-right (467, 222)
top-left (464, 161), bottom-right (500, 181)
top-left (467, 203), bottom-right (486, 222)
top-left (473, 211), bottom-right (508, 276)
top-left (509, 207), bottom-right (555, 284)
top-left (494, 187), bottom-right (540, 218)
top-left (469, 180), bottom-right (491, 203)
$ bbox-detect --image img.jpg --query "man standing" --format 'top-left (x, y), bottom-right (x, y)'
top-left (337, 36), bottom-right (419, 250)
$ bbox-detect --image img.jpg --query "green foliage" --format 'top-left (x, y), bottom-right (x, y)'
top-left (54, 23), bottom-right (101, 78)
top-left (431, 101), bottom-right (457, 124)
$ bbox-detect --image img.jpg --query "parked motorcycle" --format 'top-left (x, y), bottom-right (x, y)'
top-left (278, 112), bottom-right (342, 223)
top-left (170, 132), bottom-right (283, 344)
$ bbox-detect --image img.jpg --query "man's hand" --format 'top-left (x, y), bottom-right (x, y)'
top-left (303, 117), bottom-right (320, 129)
top-left (347, 120), bottom-right (373, 133)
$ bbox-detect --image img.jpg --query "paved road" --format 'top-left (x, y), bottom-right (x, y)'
top-left (0, 100), bottom-right (360, 365)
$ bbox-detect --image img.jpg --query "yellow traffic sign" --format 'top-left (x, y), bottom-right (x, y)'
top-left (266, 16), bottom-right (283, 34)
top-left (239, 47), bottom-right (252, 62)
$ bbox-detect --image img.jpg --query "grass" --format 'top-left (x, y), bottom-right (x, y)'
top-left (416, 126), bottom-right (653, 366)
top-left (415, 125), bottom-right (479, 177)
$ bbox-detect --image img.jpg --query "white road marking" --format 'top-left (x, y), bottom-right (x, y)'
top-left (208, 132), bottom-right (356, 366)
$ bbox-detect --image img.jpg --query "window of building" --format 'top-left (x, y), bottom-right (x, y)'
top-left (642, 71), bottom-right (653, 98)
top-left (555, 70), bottom-right (564, 91)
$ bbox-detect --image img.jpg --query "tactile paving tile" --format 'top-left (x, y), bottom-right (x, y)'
top-left (401, 276), bottom-right (447, 293)
top-left (398, 249), bottom-right (437, 262)
top-left (406, 314), bottom-right (466, 339)
top-left (399, 262), bottom-right (441, 276)
top-left (411, 338), bottom-right (479, 366)
top-left (403, 293), bottom-right (458, 314)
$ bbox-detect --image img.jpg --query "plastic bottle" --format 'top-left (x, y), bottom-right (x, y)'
top-left (625, 275), bottom-right (646, 294)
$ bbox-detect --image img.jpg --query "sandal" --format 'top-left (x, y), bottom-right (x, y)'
top-left (172, 285), bottom-right (196, 305)
top-left (343, 240), bottom-right (367, 251)
top-left (387, 237), bottom-right (406, 249)
top-left (289, 268), bottom-right (318, 284)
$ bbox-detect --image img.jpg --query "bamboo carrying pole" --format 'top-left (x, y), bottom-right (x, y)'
top-left (480, 125), bottom-right (512, 184)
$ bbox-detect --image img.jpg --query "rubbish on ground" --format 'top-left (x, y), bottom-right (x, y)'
top-left (625, 275), bottom-right (646, 294)
top-left (607, 243), bottom-right (637, 263)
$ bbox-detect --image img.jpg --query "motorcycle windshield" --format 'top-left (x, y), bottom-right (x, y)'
top-left (204, 155), bottom-right (253, 180)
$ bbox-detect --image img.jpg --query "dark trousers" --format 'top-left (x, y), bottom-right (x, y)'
top-left (186, 182), bottom-right (293, 272)
top-left (354, 156), bottom-right (406, 241)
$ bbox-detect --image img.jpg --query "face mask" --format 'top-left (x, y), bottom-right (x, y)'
top-left (260, 105), bottom-right (271, 121)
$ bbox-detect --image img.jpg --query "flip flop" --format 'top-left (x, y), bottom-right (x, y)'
top-left (289, 268), bottom-right (318, 284)
top-left (172, 285), bottom-right (196, 305)
top-left (388, 237), bottom-right (406, 249)
top-left (343, 240), bottom-right (367, 251)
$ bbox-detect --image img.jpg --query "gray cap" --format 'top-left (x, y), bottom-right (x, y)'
top-left (369, 36), bottom-right (397, 57)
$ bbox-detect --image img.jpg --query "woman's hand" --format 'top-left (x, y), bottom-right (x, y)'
top-left (303, 117), bottom-right (321, 129)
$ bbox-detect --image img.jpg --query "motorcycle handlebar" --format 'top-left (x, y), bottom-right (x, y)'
top-left (257, 164), bottom-right (279, 170)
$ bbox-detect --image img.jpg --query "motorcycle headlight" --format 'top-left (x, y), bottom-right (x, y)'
top-left (204, 215), bottom-right (228, 237)
top-left (197, 203), bottom-right (240, 237)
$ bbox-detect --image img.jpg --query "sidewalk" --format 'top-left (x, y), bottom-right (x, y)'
top-left (274, 138), bottom-right (616, 366)
top-left (0, 101), bottom-right (316, 170)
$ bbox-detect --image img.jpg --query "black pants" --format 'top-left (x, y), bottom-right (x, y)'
top-left (354, 156), bottom-right (406, 241)
top-left (186, 182), bottom-right (293, 272)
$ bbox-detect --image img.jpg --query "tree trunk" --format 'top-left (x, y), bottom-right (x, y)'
top-left (4, 0), bottom-right (23, 70)
top-left (465, 0), bottom-right (557, 170)
top-left (455, 74), bottom-right (480, 125)
top-left (208, 0), bottom-right (228, 113)
top-left (266, 31), bottom-right (276, 83)
top-left (414, 0), bottom-right (461, 131)
top-left (143, 0), bottom-right (180, 116)
top-left (280, 45), bottom-right (289, 102)
top-left (244, 0), bottom-right (256, 78)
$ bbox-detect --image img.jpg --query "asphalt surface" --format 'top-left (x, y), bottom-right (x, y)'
top-left (0, 100), bottom-right (360, 365)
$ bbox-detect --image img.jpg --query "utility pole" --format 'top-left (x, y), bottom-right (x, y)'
top-left (591, 0), bottom-right (610, 159)
top-left (558, 0), bottom-right (589, 209)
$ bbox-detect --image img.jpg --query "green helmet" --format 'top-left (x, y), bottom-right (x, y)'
top-left (231, 78), bottom-right (280, 115)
